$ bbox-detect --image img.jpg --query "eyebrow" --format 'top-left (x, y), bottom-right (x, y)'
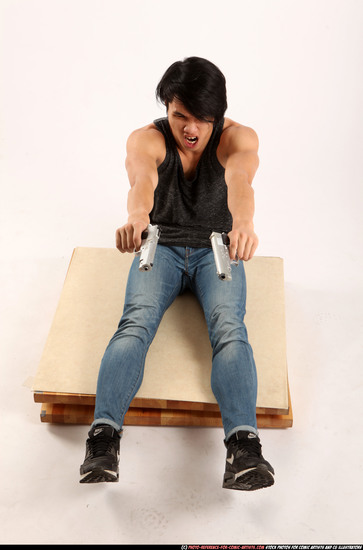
top-left (172, 109), bottom-right (214, 124)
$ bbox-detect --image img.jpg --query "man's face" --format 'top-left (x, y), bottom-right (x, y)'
top-left (167, 99), bottom-right (214, 154)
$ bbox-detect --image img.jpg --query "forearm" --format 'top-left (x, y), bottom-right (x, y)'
top-left (117, 126), bottom-right (162, 253)
top-left (227, 178), bottom-right (255, 229)
top-left (218, 124), bottom-right (259, 260)
top-left (127, 179), bottom-right (155, 223)
top-left (226, 176), bottom-right (258, 261)
top-left (116, 179), bottom-right (156, 253)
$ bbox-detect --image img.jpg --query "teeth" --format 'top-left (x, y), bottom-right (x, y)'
top-left (186, 136), bottom-right (197, 143)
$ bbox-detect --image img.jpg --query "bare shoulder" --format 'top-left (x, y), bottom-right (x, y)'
top-left (126, 123), bottom-right (166, 165)
top-left (220, 118), bottom-right (259, 155)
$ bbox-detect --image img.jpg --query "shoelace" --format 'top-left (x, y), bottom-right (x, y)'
top-left (230, 437), bottom-right (262, 459)
top-left (89, 433), bottom-right (116, 457)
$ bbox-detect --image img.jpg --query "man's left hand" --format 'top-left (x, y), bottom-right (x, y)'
top-left (228, 225), bottom-right (259, 261)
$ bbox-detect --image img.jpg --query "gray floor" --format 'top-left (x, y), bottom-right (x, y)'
top-left (1, 248), bottom-right (362, 545)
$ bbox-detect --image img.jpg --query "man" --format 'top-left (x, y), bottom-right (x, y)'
top-left (80, 57), bottom-right (275, 491)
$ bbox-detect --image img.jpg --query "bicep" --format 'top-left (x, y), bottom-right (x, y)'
top-left (125, 129), bottom-right (161, 190)
top-left (225, 150), bottom-right (259, 186)
top-left (222, 125), bottom-right (259, 186)
top-left (125, 152), bottom-right (159, 190)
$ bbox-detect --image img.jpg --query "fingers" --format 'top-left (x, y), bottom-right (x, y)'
top-left (249, 237), bottom-right (259, 259)
top-left (116, 227), bottom-right (128, 253)
top-left (115, 227), bottom-right (122, 251)
top-left (115, 222), bottom-right (147, 253)
top-left (132, 222), bottom-right (145, 252)
top-left (228, 233), bottom-right (238, 261)
top-left (228, 230), bottom-right (258, 261)
top-left (115, 225), bottom-right (136, 253)
top-left (127, 224), bottom-right (139, 251)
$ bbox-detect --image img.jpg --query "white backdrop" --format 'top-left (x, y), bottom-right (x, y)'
top-left (1, 0), bottom-right (362, 545)
top-left (2, 0), bottom-right (362, 286)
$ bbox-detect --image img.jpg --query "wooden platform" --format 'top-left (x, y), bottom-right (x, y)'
top-left (33, 248), bottom-right (292, 428)
top-left (35, 387), bottom-right (293, 428)
top-left (39, 395), bottom-right (293, 428)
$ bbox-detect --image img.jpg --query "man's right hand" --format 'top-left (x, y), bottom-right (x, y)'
top-left (115, 219), bottom-right (149, 253)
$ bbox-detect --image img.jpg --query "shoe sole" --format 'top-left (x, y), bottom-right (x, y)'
top-left (223, 463), bottom-right (274, 491)
top-left (80, 468), bottom-right (119, 484)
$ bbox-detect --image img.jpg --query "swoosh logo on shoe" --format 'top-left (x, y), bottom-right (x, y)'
top-left (226, 453), bottom-right (234, 465)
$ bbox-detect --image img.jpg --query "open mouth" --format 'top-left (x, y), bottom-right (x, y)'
top-left (184, 135), bottom-right (198, 147)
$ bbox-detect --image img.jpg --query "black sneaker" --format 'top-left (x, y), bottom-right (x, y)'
top-left (80, 424), bottom-right (120, 483)
top-left (222, 431), bottom-right (275, 491)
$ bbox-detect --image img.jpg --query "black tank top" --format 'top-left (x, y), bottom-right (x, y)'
top-left (149, 117), bottom-right (232, 248)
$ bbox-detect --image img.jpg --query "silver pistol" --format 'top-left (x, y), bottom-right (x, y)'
top-left (210, 231), bottom-right (238, 281)
top-left (136, 224), bottom-right (160, 271)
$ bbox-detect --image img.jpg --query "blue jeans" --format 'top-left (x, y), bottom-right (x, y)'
top-left (93, 245), bottom-right (258, 440)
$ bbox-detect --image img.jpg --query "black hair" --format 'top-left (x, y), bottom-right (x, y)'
top-left (156, 57), bottom-right (227, 123)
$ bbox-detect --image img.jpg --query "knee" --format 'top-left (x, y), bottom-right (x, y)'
top-left (114, 301), bottom-right (162, 343)
top-left (209, 303), bottom-right (245, 333)
top-left (208, 304), bottom-right (248, 348)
